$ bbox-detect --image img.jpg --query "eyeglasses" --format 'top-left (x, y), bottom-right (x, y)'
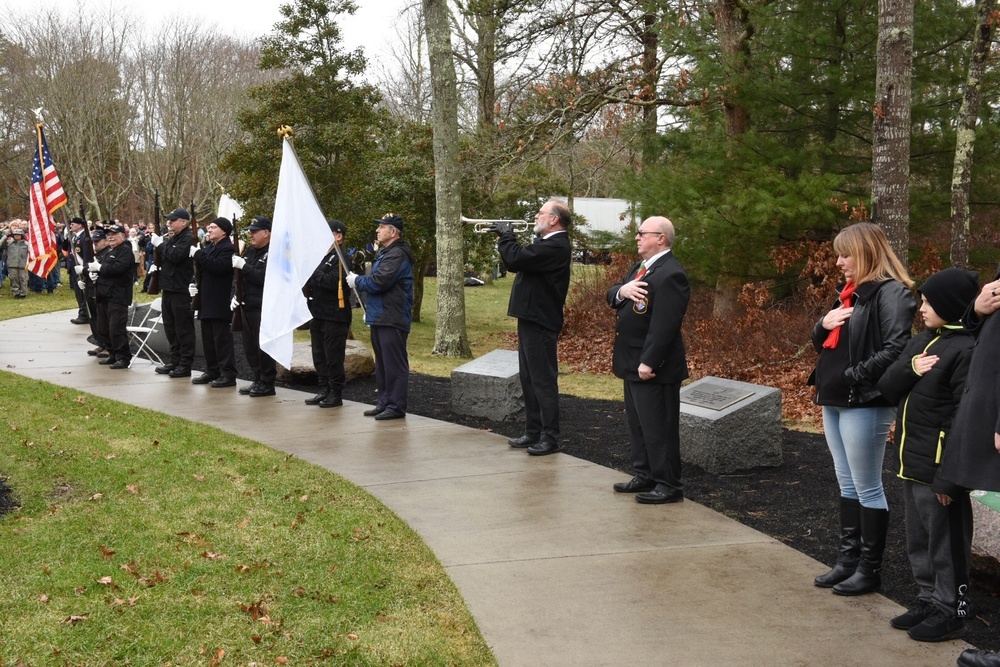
top-left (636, 231), bottom-right (663, 237)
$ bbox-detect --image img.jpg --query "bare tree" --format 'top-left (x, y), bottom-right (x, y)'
top-left (950, 0), bottom-right (996, 268)
top-left (871, 0), bottom-right (915, 259)
top-left (424, 0), bottom-right (472, 357)
top-left (375, 4), bottom-right (433, 123)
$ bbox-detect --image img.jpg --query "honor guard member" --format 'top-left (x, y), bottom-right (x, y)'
top-left (66, 217), bottom-right (91, 324)
top-left (87, 224), bottom-right (135, 369)
top-left (231, 215), bottom-right (277, 397)
top-left (189, 217), bottom-right (237, 387)
top-left (80, 228), bottom-right (111, 358)
top-left (150, 208), bottom-right (197, 378)
top-left (304, 219), bottom-right (353, 408)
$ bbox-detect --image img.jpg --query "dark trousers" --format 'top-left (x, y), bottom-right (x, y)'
top-left (71, 270), bottom-right (88, 318)
top-left (200, 318), bottom-right (237, 379)
top-left (98, 300), bottom-right (130, 362)
top-left (241, 309), bottom-right (277, 385)
top-left (903, 479), bottom-right (973, 617)
top-left (370, 325), bottom-right (409, 414)
top-left (624, 379), bottom-right (683, 493)
top-left (517, 319), bottom-right (560, 442)
top-left (310, 319), bottom-right (350, 390)
top-left (87, 295), bottom-right (107, 347)
top-left (161, 290), bottom-right (196, 367)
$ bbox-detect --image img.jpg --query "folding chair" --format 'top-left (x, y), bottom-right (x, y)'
top-left (127, 297), bottom-right (164, 368)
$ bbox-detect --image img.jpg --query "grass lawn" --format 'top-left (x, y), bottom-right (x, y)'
top-left (0, 272), bottom-right (494, 664)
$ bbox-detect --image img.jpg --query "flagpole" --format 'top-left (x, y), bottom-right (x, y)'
top-left (277, 125), bottom-right (365, 317)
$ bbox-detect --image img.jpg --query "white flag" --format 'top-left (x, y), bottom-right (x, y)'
top-left (217, 193), bottom-right (245, 221)
top-left (259, 138), bottom-right (334, 369)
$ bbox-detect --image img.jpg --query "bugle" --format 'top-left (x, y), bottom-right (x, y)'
top-left (461, 216), bottom-right (532, 234)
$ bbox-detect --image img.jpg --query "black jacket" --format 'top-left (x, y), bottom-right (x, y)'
top-left (239, 243), bottom-right (268, 312)
top-left (498, 231), bottom-right (572, 332)
top-left (877, 326), bottom-right (975, 488)
top-left (307, 247), bottom-right (352, 324)
top-left (160, 228), bottom-right (195, 294)
top-left (811, 279), bottom-right (917, 405)
top-left (95, 242), bottom-right (135, 306)
top-left (607, 252), bottom-right (690, 384)
top-left (194, 237), bottom-right (234, 321)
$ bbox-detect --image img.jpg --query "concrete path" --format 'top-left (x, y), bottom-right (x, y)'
top-left (0, 311), bottom-right (970, 666)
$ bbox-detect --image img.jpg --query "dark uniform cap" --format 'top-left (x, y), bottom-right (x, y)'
top-left (69, 217), bottom-right (86, 225)
top-left (328, 219), bottom-right (347, 235)
top-left (918, 267), bottom-right (980, 324)
top-left (91, 228), bottom-right (107, 241)
top-left (212, 216), bottom-right (233, 235)
top-left (164, 208), bottom-right (190, 221)
top-left (374, 212), bottom-right (403, 232)
top-left (248, 215), bottom-right (271, 231)
top-left (105, 224), bottom-right (126, 235)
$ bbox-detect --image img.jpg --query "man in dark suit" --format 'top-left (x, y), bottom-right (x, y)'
top-left (607, 216), bottom-right (690, 504)
top-left (88, 224), bottom-right (135, 369)
top-left (189, 217), bottom-right (236, 387)
top-left (493, 199), bottom-right (572, 456)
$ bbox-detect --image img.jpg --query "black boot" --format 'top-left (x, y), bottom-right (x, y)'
top-left (319, 387), bottom-right (343, 408)
top-left (833, 506), bottom-right (889, 596)
top-left (814, 497), bottom-right (861, 588)
top-left (305, 377), bottom-right (329, 406)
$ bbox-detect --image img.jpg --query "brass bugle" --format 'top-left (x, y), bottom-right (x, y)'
top-left (461, 216), bottom-right (533, 234)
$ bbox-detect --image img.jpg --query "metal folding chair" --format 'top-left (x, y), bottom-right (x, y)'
top-left (127, 297), bottom-right (164, 368)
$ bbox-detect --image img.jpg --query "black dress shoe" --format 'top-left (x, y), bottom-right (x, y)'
top-left (108, 359), bottom-right (130, 369)
top-left (959, 648), bottom-right (1000, 667)
top-left (155, 363), bottom-right (177, 374)
top-left (168, 367), bottom-right (191, 378)
top-left (98, 357), bottom-right (115, 365)
top-left (363, 406), bottom-right (385, 417)
top-left (70, 317), bottom-right (90, 325)
top-left (305, 389), bottom-right (329, 405)
top-left (249, 384), bottom-right (276, 397)
top-left (210, 377), bottom-right (236, 388)
top-left (319, 393), bottom-right (343, 408)
top-left (635, 488), bottom-right (684, 505)
top-left (508, 434), bottom-right (540, 448)
top-left (374, 409), bottom-right (405, 421)
top-left (86, 335), bottom-right (99, 345)
top-left (192, 372), bottom-right (220, 385)
top-left (238, 384), bottom-right (255, 395)
top-left (527, 440), bottom-right (560, 456)
top-left (87, 347), bottom-right (106, 356)
top-left (613, 477), bottom-right (656, 493)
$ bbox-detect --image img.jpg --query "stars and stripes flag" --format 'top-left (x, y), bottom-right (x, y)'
top-left (26, 123), bottom-right (67, 278)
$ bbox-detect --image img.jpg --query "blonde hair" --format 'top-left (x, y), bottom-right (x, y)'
top-left (832, 222), bottom-right (914, 288)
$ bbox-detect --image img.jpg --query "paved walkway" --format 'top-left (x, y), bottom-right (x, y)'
top-left (0, 311), bottom-right (970, 666)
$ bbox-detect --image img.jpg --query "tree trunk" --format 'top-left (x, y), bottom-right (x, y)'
top-left (639, 11), bottom-right (659, 166)
top-left (424, 0), bottom-right (473, 358)
top-left (871, 0), bottom-right (914, 261)
top-left (950, 0), bottom-right (996, 268)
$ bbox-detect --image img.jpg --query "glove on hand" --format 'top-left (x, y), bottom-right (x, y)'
top-left (189, 246), bottom-right (198, 258)
top-left (188, 284), bottom-right (198, 297)
top-left (87, 260), bottom-right (102, 273)
top-left (232, 255), bottom-right (246, 270)
top-left (230, 296), bottom-right (240, 311)
top-left (346, 272), bottom-right (358, 289)
top-left (147, 264), bottom-right (158, 274)
top-left (150, 234), bottom-right (163, 248)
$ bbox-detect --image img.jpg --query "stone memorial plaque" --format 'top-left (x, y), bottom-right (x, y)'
top-left (680, 382), bottom-right (754, 411)
top-left (451, 350), bottom-right (523, 421)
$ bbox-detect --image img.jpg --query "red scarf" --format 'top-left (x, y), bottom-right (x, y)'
top-left (822, 281), bottom-right (856, 350)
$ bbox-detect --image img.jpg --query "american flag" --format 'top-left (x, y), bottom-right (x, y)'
top-left (26, 123), bottom-right (67, 278)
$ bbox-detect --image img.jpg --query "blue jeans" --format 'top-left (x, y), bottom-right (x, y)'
top-left (822, 405), bottom-right (894, 510)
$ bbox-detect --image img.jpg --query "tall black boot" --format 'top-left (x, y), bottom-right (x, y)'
top-left (305, 377), bottom-right (329, 405)
top-left (814, 497), bottom-right (861, 588)
top-left (833, 506), bottom-right (889, 596)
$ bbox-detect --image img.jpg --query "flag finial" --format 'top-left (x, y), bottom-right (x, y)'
top-left (32, 107), bottom-right (44, 123)
top-left (277, 125), bottom-right (294, 138)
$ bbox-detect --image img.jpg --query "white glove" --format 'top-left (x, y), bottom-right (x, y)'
top-left (77, 280), bottom-right (86, 290)
top-left (88, 271), bottom-right (99, 282)
top-left (147, 264), bottom-right (158, 274)
top-left (346, 271), bottom-right (358, 288)
top-left (87, 260), bottom-right (102, 273)
top-left (230, 296), bottom-right (239, 311)
top-left (150, 234), bottom-right (163, 247)
top-left (232, 255), bottom-right (246, 270)
top-left (73, 265), bottom-right (83, 276)
top-left (189, 246), bottom-right (198, 258)
top-left (188, 284), bottom-right (198, 297)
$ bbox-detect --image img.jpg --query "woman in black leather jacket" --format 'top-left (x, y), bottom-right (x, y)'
top-left (809, 222), bottom-right (917, 596)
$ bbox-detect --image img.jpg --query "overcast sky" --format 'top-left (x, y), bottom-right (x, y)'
top-left (2, 0), bottom-right (412, 66)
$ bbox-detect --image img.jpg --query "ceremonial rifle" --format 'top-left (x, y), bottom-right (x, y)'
top-left (231, 215), bottom-right (243, 333)
top-left (190, 200), bottom-right (202, 310)
top-left (147, 192), bottom-right (162, 295)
